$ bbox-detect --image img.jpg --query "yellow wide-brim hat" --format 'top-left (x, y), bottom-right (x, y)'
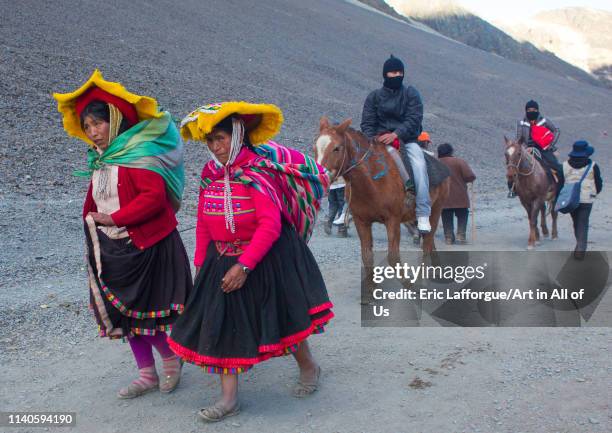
top-left (52, 69), bottom-right (163, 146)
top-left (180, 101), bottom-right (283, 145)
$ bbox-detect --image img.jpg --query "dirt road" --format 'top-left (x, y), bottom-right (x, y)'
top-left (2, 189), bottom-right (611, 433)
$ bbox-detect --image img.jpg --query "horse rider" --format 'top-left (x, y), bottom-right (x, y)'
top-left (508, 99), bottom-right (563, 198)
top-left (360, 55), bottom-right (431, 233)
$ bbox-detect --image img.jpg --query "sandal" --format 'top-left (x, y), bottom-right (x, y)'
top-left (160, 359), bottom-right (183, 394)
top-left (117, 380), bottom-right (159, 399)
top-left (198, 403), bottom-right (241, 422)
top-left (292, 365), bottom-right (321, 398)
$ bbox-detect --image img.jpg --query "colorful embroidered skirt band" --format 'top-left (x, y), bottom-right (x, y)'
top-left (84, 217), bottom-right (192, 339)
top-left (168, 222), bottom-right (333, 374)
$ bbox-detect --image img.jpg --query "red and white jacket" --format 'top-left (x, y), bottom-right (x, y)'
top-left (83, 167), bottom-right (178, 250)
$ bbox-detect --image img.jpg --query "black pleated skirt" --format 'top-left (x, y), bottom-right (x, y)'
top-left (168, 223), bottom-right (333, 374)
top-left (84, 218), bottom-right (192, 339)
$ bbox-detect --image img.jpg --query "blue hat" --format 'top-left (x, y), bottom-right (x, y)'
top-left (568, 140), bottom-right (594, 158)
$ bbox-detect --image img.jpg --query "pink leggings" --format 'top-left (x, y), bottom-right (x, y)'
top-left (128, 332), bottom-right (175, 369)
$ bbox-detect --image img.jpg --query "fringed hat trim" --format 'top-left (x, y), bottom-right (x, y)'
top-left (53, 69), bottom-right (163, 146)
top-left (180, 101), bottom-right (283, 145)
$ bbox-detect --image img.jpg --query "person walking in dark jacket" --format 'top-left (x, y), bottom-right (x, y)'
top-left (360, 55), bottom-right (431, 233)
top-left (437, 143), bottom-right (476, 244)
top-left (509, 99), bottom-right (563, 198)
top-left (563, 140), bottom-right (603, 259)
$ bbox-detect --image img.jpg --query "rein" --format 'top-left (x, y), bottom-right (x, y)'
top-left (323, 131), bottom-right (371, 230)
top-left (332, 132), bottom-right (371, 183)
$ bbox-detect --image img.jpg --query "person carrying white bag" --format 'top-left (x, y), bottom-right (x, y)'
top-left (556, 140), bottom-right (603, 259)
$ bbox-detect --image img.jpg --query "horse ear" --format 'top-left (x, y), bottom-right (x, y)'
top-left (517, 135), bottom-right (525, 145)
top-left (336, 118), bottom-right (352, 134)
top-left (504, 135), bottom-right (510, 146)
top-left (319, 116), bottom-right (330, 132)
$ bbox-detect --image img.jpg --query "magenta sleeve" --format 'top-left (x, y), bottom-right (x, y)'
top-left (238, 189), bottom-right (282, 270)
top-left (193, 188), bottom-right (211, 267)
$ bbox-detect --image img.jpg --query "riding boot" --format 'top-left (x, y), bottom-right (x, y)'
top-left (554, 162), bottom-right (564, 202)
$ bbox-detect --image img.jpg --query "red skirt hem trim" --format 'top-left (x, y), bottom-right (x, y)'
top-left (307, 301), bottom-right (333, 315)
top-left (167, 309), bottom-right (333, 368)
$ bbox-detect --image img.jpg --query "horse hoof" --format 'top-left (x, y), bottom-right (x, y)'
top-left (527, 245), bottom-right (535, 250)
top-left (542, 233), bottom-right (550, 239)
top-left (535, 241), bottom-right (542, 246)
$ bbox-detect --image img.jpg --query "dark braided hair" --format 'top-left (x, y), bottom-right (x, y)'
top-left (211, 115), bottom-right (255, 150)
top-left (79, 100), bottom-right (132, 135)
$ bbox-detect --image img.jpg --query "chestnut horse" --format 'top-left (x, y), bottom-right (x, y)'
top-left (504, 137), bottom-right (558, 249)
top-left (314, 117), bottom-right (449, 297)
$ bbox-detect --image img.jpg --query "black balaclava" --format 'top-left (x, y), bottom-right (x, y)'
top-left (525, 100), bottom-right (540, 121)
top-left (383, 55), bottom-right (405, 90)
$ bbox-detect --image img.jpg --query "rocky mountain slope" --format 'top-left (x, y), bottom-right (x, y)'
top-left (498, 7), bottom-right (612, 88)
top-left (370, 0), bottom-right (607, 88)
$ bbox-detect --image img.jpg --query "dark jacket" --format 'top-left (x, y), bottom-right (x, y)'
top-left (360, 85), bottom-right (423, 143)
top-left (516, 115), bottom-right (560, 148)
top-left (83, 167), bottom-right (178, 250)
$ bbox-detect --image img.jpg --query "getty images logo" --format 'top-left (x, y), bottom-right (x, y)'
top-left (371, 262), bottom-right (488, 284)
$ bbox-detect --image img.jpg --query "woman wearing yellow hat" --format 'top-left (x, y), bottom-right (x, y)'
top-left (169, 102), bottom-right (333, 422)
top-left (53, 71), bottom-right (192, 399)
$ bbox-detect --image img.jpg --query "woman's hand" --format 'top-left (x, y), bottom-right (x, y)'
top-left (88, 212), bottom-right (115, 226)
top-left (221, 264), bottom-right (248, 293)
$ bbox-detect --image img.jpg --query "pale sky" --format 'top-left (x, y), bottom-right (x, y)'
top-left (456, 0), bottom-right (612, 22)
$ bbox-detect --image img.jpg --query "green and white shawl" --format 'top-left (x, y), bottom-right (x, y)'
top-left (75, 112), bottom-right (185, 210)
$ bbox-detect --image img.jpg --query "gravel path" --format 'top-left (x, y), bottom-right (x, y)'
top-left (1, 0), bottom-right (611, 431)
top-left (2, 197), bottom-right (612, 432)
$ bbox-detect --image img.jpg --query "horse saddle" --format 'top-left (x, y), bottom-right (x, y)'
top-left (530, 148), bottom-right (559, 186)
top-left (385, 145), bottom-right (450, 191)
top-left (405, 152), bottom-right (451, 188)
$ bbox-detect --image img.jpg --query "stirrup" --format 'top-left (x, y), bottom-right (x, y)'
top-left (548, 167), bottom-right (559, 183)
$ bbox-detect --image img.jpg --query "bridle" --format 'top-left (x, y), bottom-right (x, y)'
top-left (318, 129), bottom-right (371, 229)
top-left (326, 131), bottom-right (371, 184)
top-left (506, 144), bottom-right (537, 177)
